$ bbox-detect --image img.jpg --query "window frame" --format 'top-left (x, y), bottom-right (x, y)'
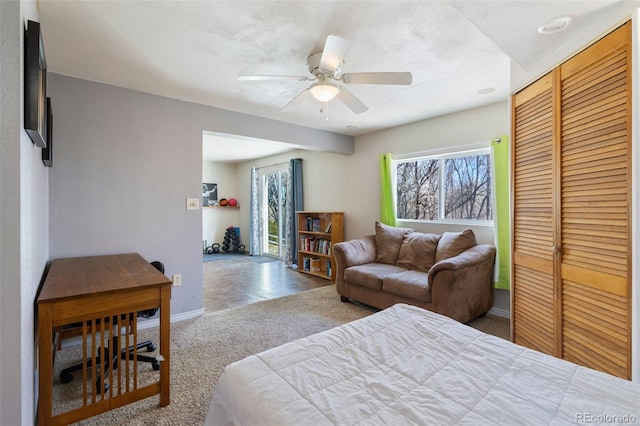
top-left (393, 147), bottom-right (493, 227)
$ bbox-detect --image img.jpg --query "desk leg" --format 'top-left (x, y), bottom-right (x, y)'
top-left (37, 303), bottom-right (53, 426)
top-left (159, 285), bottom-right (171, 406)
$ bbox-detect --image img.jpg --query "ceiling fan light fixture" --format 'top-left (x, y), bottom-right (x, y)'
top-left (309, 82), bottom-right (340, 102)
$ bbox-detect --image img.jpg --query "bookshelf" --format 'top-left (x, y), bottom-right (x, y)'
top-left (297, 211), bottom-right (344, 281)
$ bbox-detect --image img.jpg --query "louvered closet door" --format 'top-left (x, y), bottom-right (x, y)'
top-left (512, 73), bottom-right (557, 356)
top-left (559, 22), bottom-right (631, 379)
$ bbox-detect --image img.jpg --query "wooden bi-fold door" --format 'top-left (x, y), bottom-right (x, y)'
top-left (558, 22), bottom-right (631, 378)
top-left (512, 72), bottom-right (558, 357)
top-left (512, 22), bottom-right (631, 379)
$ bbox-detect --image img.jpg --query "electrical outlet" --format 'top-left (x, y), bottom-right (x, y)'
top-left (172, 274), bottom-right (182, 287)
top-left (186, 198), bottom-right (199, 210)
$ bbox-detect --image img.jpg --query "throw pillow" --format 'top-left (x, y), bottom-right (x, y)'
top-left (374, 221), bottom-right (413, 264)
top-left (435, 229), bottom-right (477, 263)
top-left (396, 232), bottom-right (441, 272)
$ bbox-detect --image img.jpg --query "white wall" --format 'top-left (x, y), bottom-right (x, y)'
top-left (202, 160), bottom-right (240, 247)
top-left (0, 1), bottom-right (50, 424)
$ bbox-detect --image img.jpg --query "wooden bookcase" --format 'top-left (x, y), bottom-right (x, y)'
top-left (296, 211), bottom-right (344, 281)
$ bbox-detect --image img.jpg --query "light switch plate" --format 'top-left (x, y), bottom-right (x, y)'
top-left (186, 198), bottom-right (200, 210)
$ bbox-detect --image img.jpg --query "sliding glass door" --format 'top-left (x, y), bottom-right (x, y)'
top-left (259, 165), bottom-right (288, 258)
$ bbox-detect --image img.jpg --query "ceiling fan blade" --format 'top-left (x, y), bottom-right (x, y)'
top-left (341, 72), bottom-right (412, 85)
top-left (280, 88), bottom-right (311, 112)
top-left (319, 35), bottom-right (351, 73)
top-left (238, 75), bottom-right (311, 81)
top-left (336, 86), bottom-right (369, 114)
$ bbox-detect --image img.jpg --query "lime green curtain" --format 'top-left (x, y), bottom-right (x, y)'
top-left (491, 136), bottom-right (510, 290)
top-left (380, 153), bottom-right (397, 226)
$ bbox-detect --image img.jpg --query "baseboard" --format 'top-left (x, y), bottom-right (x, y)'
top-left (487, 306), bottom-right (510, 319)
top-left (137, 308), bottom-right (205, 331)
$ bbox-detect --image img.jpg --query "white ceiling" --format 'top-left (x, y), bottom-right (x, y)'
top-left (38, 0), bottom-right (639, 162)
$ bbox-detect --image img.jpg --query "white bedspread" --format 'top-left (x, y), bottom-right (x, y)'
top-left (206, 304), bottom-right (640, 425)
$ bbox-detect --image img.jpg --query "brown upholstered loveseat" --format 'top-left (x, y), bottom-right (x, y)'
top-left (333, 222), bottom-right (496, 323)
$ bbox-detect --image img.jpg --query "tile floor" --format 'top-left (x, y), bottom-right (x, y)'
top-left (203, 257), bottom-right (331, 312)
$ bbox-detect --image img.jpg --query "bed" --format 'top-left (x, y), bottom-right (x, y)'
top-left (205, 304), bottom-right (640, 425)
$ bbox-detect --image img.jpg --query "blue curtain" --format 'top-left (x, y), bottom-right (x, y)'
top-left (285, 158), bottom-right (304, 265)
top-left (249, 167), bottom-right (260, 255)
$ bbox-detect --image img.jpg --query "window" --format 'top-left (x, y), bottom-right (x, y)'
top-left (394, 149), bottom-right (492, 223)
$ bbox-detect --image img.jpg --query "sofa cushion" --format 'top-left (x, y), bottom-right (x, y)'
top-left (435, 229), bottom-right (477, 263)
top-left (374, 221), bottom-right (414, 264)
top-left (344, 263), bottom-right (407, 291)
top-left (396, 232), bottom-right (441, 272)
top-left (382, 270), bottom-right (431, 302)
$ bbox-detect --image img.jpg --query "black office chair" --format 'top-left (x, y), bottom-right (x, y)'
top-left (59, 261), bottom-right (164, 391)
top-left (121, 261), bottom-right (163, 369)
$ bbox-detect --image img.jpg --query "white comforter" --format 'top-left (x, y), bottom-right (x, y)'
top-left (206, 304), bottom-right (640, 425)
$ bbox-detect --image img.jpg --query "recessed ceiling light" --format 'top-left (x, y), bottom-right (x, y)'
top-left (346, 125), bottom-right (358, 130)
top-left (477, 87), bottom-right (495, 95)
top-left (537, 16), bottom-right (573, 35)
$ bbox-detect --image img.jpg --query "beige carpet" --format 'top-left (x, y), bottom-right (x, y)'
top-left (52, 285), bottom-right (509, 425)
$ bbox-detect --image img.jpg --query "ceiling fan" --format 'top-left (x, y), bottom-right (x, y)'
top-left (238, 35), bottom-right (412, 115)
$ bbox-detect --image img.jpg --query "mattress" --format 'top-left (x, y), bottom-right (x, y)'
top-left (205, 304), bottom-right (640, 425)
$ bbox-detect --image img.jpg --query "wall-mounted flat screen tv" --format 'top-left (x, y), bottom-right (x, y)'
top-left (24, 20), bottom-right (47, 148)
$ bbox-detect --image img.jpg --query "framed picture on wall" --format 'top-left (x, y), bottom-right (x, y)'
top-left (24, 20), bottom-right (48, 148)
top-left (202, 183), bottom-right (218, 206)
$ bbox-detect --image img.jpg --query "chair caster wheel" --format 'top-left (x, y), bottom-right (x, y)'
top-left (146, 343), bottom-right (157, 352)
top-left (152, 361), bottom-right (160, 371)
top-left (60, 372), bottom-right (73, 383)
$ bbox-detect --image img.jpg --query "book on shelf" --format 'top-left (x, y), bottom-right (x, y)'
top-left (324, 221), bottom-right (332, 233)
top-left (300, 236), bottom-right (331, 254)
top-left (304, 217), bottom-right (321, 232)
top-left (300, 236), bottom-right (313, 251)
top-left (326, 260), bottom-right (332, 277)
top-left (303, 256), bottom-right (311, 271)
top-left (310, 257), bottom-right (321, 272)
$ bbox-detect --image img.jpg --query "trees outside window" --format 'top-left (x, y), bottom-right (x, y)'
top-left (396, 159), bottom-right (438, 220)
top-left (265, 169), bottom-right (288, 256)
top-left (395, 150), bottom-right (492, 222)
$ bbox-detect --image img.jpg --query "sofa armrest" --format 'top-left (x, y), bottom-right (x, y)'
top-left (429, 244), bottom-right (496, 276)
top-left (333, 235), bottom-right (376, 297)
top-left (333, 235), bottom-right (377, 268)
top-left (428, 244), bottom-right (496, 323)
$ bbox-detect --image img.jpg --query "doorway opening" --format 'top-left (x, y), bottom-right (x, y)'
top-left (258, 164), bottom-right (288, 258)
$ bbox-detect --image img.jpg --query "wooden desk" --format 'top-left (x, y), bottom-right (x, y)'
top-left (37, 253), bottom-right (172, 425)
